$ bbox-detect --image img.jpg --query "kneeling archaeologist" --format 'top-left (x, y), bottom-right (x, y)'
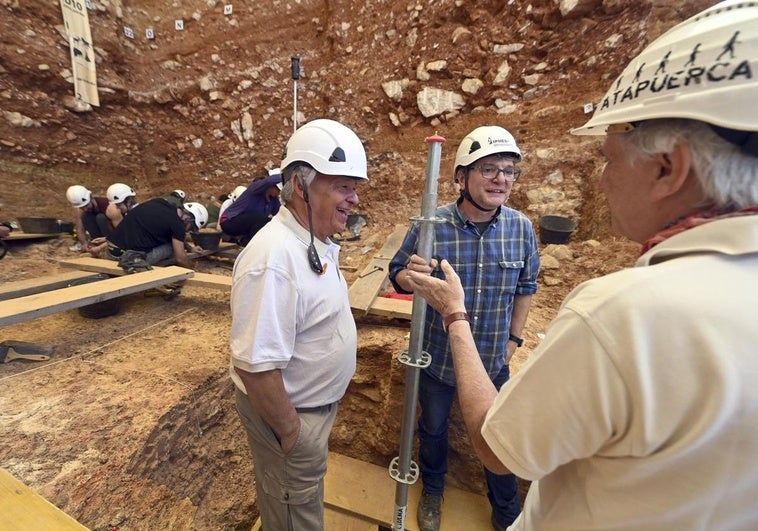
top-left (99, 198), bottom-right (208, 270)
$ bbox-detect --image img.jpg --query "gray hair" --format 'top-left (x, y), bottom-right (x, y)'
top-left (280, 163), bottom-right (316, 205)
top-left (622, 119), bottom-right (758, 209)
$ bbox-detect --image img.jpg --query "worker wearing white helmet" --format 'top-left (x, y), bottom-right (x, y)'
top-left (404, 2), bottom-right (758, 530)
top-left (220, 172), bottom-right (283, 247)
top-left (65, 184), bottom-right (120, 251)
top-left (216, 185), bottom-right (247, 236)
top-left (389, 124), bottom-right (539, 531)
top-left (160, 189), bottom-right (187, 208)
top-left (230, 119), bottom-right (367, 531)
top-left (101, 194), bottom-right (208, 270)
top-left (105, 183), bottom-right (138, 229)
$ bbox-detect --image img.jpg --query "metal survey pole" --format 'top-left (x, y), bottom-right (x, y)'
top-left (389, 134), bottom-right (446, 531)
top-left (291, 56), bottom-right (300, 132)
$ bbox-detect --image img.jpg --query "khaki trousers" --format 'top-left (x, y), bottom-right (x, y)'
top-left (235, 388), bottom-right (337, 531)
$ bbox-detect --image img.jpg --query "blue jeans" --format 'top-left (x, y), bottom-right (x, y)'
top-left (418, 367), bottom-right (521, 527)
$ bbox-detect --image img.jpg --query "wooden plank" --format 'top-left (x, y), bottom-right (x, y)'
top-left (0, 469), bottom-right (88, 530)
top-left (0, 266), bottom-right (193, 327)
top-left (365, 296), bottom-right (412, 320)
top-left (0, 271), bottom-right (101, 301)
top-left (59, 256), bottom-right (124, 276)
top-left (3, 232), bottom-right (60, 241)
top-left (155, 241), bottom-right (238, 265)
top-left (348, 224), bottom-right (408, 315)
top-left (325, 452), bottom-right (491, 530)
top-left (58, 257), bottom-right (232, 291)
top-left (186, 272), bottom-right (232, 290)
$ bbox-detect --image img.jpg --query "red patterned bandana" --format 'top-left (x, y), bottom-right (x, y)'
top-left (640, 204), bottom-right (758, 256)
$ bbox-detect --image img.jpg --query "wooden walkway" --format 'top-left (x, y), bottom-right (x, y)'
top-left (253, 452), bottom-right (491, 530)
top-left (0, 270), bottom-right (100, 301)
top-left (3, 232), bottom-right (61, 241)
top-left (0, 266), bottom-right (193, 327)
top-left (0, 469), bottom-right (87, 530)
top-left (348, 224), bottom-right (412, 320)
top-left (59, 257), bottom-right (232, 290)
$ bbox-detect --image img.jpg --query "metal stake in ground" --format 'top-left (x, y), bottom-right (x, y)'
top-left (291, 56), bottom-right (300, 132)
top-left (389, 134), bottom-right (446, 531)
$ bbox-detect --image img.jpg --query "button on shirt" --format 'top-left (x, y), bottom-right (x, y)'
top-left (389, 203), bottom-right (540, 385)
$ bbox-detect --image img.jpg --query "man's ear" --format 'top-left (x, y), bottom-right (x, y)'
top-left (651, 142), bottom-right (692, 201)
top-left (454, 168), bottom-right (466, 187)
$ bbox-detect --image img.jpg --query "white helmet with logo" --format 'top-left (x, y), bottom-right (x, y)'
top-left (281, 119), bottom-right (368, 181)
top-left (106, 183), bottom-right (136, 204)
top-left (183, 202), bottom-right (208, 231)
top-left (173, 189), bottom-right (186, 200)
top-left (572, 0), bottom-right (758, 139)
top-left (230, 185), bottom-right (248, 202)
top-left (454, 126), bottom-right (522, 174)
top-left (66, 185), bottom-right (92, 208)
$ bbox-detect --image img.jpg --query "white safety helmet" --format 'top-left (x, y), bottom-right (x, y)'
top-left (572, 0), bottom-right (758, 137)
top-left (173, 189), bottom-right (186, 200)
top-left (454, 126), bottom-right (522, 174)
top-left (107, 183), bottom-right (136, 204)
top-left (230, 185), bottom-right (248, 202)
top-left (66, 185), bottom-right (92, 208)
top-left (269, 168), bottom-right (284, 190)
top-left (281, 119), bottom-right (368, 181)
top-left (182, 202), bottom-right (208, 231)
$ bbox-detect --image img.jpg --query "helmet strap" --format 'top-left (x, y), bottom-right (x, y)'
top-left (297, 172), bottom-right (325, 275)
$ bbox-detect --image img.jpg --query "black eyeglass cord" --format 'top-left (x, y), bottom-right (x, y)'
top-left (303, 186), bottom-right (325, 275)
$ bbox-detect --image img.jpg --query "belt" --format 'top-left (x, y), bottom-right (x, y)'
top-left (107, 244), bottom-right (124, 258)
top-left (295, 402), bottom-right (334, 414)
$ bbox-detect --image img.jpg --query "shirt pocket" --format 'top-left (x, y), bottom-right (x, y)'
top-left (497, 260), bottom-right (524, 296)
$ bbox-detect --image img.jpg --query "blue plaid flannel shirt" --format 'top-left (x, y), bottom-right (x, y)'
top-left (389, 202), bottom-right (540, 386)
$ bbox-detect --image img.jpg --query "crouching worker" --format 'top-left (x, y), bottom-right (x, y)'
top-left (66, 185), bottom-right (119, 252)
top-left (98, 198), bottom-right (208, 270)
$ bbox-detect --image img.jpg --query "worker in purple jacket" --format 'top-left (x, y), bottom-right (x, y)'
top-left (219, 170), bottom-right (283, 246)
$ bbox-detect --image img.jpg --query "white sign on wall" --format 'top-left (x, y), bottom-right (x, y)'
top-left (59, 0), bottom-right (100, 107)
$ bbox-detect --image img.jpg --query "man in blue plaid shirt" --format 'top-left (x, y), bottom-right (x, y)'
top-left (389, 125), bottom-right (540, 531)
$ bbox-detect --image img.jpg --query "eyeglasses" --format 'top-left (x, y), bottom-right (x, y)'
top-left (472, 164), bottom-right (522, 182)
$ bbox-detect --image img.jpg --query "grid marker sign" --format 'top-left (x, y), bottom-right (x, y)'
top-left (59, 0), bottom-right (100, 107)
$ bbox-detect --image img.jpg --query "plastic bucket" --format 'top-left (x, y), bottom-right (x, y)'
top-left (538, 215), bottom-right (577, 244)
top-left (68, 273), bottom-right (122, 319)
top-left (192, 231), bottom-right (222, 251)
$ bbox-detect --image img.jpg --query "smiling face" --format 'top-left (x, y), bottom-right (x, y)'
top-left (457, 154), bottom-right (519, 220)
top-left (306, 174), bottom-right (360, 240)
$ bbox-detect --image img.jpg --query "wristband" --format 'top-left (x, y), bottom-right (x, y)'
top-left (442, 312), bottom-right (470, 332)
top-left (508, 333), bottom-right (524, 347)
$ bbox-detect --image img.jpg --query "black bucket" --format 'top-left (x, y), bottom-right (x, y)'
top-left (538, 215), bottom-right (577, 245)
top-left (192, 231), bottom-right (222, 251)
top-left (18, 217), bottom-right (58, 234)
top-left (68, 273), bottom-right (122, 319)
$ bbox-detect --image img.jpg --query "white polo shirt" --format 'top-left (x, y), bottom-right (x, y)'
top-left (229, 206), bottom-right (356, 408)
